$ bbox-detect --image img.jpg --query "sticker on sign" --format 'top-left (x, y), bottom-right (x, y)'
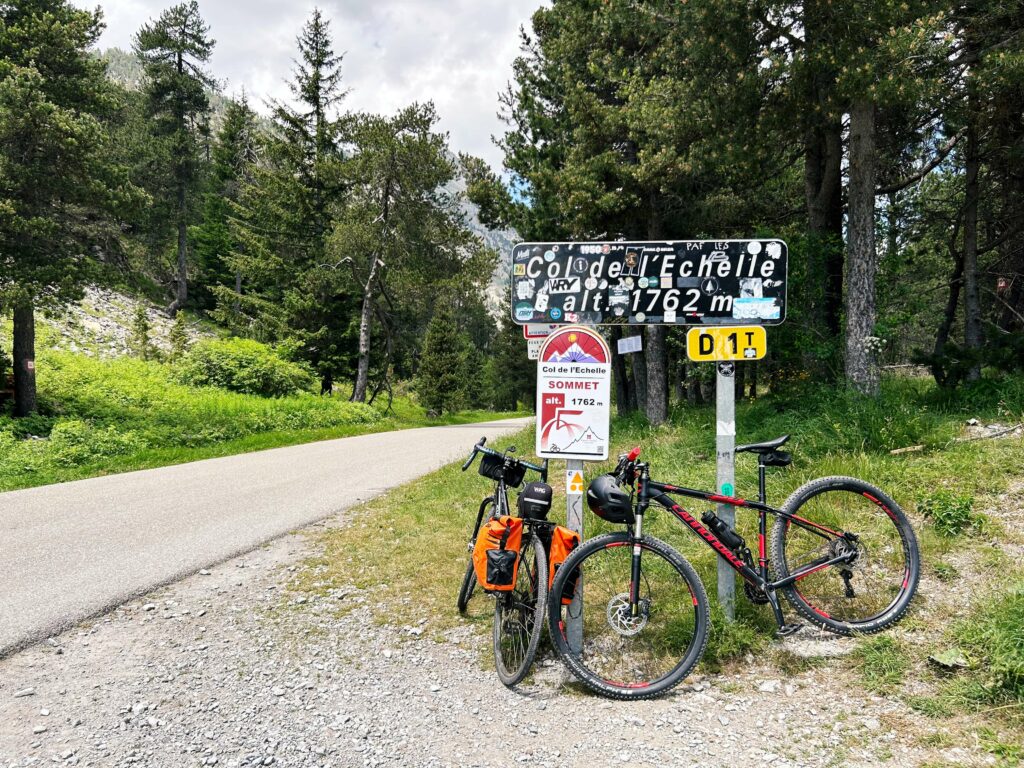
top-left (536, 326), bottom-right (611, 461)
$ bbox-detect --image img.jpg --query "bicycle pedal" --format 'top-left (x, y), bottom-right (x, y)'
top-left (777, 623), bottom-right (804, 638)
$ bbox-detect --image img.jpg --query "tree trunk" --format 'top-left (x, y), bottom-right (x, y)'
top-left (801, 2), bottom-right (844, 349)
top-left (233, 270), bottom-right (242, 312)
top-left (644, 198), bottom-right (668, 424)
top-left (748, 362), bottom-right (758, 399)
top-left (674, 361), bottom-right (685, 404)
top-left (735, 362), bottom-right (746, 402)
top-left (168, 49), bottom-right (189, 317)
top-left (962, 119), bottom-right (983, 382)
top-left (13, 301), bottom-right (37, 417)
top-left (644, 325), bottom-right (668, 424)
top-left (631, 349), bottom-right (647, 414)
top-left (932, 246), bottom-right (964, 387)
top-left (609, 326), bottom-right (635, 415)
top-left (351, 258), bottom-right (380, 403)
top-left (844, 100), bottom-right (880, 395)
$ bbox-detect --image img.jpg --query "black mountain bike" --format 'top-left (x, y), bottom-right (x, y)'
top-left (460, 438), bottom-right (551, 686)
top-left (548, 436), bottom-right (920, 699)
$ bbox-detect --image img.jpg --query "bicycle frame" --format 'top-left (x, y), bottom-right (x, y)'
top-left (628, 463), bottom-right (856, 629)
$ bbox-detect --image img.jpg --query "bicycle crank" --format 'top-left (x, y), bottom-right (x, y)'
top-left (606, 593), bottom-right (650, 636)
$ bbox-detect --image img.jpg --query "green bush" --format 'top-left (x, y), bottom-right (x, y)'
top-left (174, 338), bottom-right (315, 397)
top-left (917, 489), bottom-right (976, 536)
top-left (48, 419), bottom-right (147, 467)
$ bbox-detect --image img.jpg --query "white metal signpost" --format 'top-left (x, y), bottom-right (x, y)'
top-left (515, 240), bottom-right (787, 625)
top-left (536, 326), bottom-right (611, 652)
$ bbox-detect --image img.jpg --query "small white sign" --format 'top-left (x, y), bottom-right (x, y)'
top-left (617, 335), bottom-right (643, 355)
top-left (536, 326), bottom-right (611, 461)
top-left (526, 338), bottom-right (543, 360)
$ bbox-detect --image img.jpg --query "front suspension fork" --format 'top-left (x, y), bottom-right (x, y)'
top-left (629, 511), bottom-right (644, 615)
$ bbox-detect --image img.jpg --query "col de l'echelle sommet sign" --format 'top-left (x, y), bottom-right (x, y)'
top-left (511, 240), bottom-right (788, 327)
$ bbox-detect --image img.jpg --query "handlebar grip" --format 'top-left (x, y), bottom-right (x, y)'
top-left (461, 437), bottom-right (487, 471)
top-left (627, 446), bottom-right (642, 461)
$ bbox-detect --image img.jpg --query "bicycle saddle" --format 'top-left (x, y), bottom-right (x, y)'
top-left (735, 434), bottom-right (790, 454)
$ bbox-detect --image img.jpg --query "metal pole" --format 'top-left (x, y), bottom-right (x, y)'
top-left (715, 362), bottom-right (736, 620)
top-left (566, 458), bottom-right (584, 653)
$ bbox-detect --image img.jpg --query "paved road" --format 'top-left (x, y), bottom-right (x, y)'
top-left (0, 417), bottom-right (532, 657)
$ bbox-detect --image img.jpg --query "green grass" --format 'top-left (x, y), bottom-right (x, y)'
top-left (0, 349), bottom-right (525, 491)
top-left (853, 635), bottom-right (909, 693)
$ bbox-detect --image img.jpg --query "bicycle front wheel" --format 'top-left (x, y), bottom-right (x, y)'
top-left (548, 532), bottom-right (709, 700)
top-left (457, 498), bottom-right (493, 614)
top-left (771, 476), bottom-right (920, 635)
top-left (493, 530), bottom-right (548, 687)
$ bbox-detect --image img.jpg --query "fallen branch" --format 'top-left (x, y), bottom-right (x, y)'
top-left (890, 444), bottom-right (925, 455)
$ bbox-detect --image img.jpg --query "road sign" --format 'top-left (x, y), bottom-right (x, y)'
top-left (511, 240), bottom-right (787, 327)
top-left (523, 323), bottom-right (559, 339)
top-left (526, 338), bottom-right (543, 360)
top-left (686, 326), bottom-right (767, 362)
top-left (535, 326), bottom-right (611, 460)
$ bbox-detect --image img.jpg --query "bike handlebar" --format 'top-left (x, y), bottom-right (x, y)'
top-left (461, 437), bottom-right (549, 482)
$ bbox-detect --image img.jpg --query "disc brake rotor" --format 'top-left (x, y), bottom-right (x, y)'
top-left (606, 593), bottom-right (650, 636)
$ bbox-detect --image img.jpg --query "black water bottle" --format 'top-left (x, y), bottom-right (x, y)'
top-left (701, 510), bottom-right (745, 551)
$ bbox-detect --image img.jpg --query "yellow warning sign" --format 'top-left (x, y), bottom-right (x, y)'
top-left (566, 470), bottom-right (584, 495)
top-left (686, 326), bottom-right (767, 362)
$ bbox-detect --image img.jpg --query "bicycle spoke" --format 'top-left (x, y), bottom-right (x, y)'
top-left (782, 488), bottom-right (910, 623)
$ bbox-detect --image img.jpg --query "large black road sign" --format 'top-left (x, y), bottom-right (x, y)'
top-left (511, 240), bottom-right (788, 326)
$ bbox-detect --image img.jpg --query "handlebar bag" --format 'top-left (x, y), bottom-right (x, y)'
top-left (478, 454), bottom-right (527, 487)
top-left (473, 515), bottom-right (523, 591)
top-left (548, 525), bottom-right (581, 605)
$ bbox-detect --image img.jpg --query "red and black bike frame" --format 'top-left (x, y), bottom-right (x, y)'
top-left (626, 461), bottom-right (856, 629)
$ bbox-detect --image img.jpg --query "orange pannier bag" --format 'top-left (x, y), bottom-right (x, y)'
top-left (548, 525), bottom-right (581, 605)
top-left (473, 515), bottom-right (523, 591)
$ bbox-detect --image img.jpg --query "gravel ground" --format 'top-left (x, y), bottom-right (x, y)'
top-left (0, 513), bottom-right (989, 768)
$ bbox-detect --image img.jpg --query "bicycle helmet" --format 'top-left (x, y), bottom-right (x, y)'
top-left (586, 474), bottom-right (634, 524)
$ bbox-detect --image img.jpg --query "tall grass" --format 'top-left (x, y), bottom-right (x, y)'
top-left (0, 350), bottom-right (521, 491)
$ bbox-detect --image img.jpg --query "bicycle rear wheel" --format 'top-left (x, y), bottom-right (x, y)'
top-left (548, 532), bottom-right (709, 700)
top-left (771, 476), bottom-right (920, 635)
top-left (457, 498), bottom-right (493, 614)
top-left (493, 530), bottom-right (548, 687)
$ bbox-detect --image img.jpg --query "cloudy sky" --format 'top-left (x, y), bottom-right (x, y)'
top-left (73, 0), bottom-right (541, 169)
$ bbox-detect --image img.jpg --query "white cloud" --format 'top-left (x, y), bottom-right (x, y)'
top-left (74, 0), bottom-right (541, 169)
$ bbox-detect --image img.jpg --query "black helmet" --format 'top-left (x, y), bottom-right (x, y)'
top-left (586, 474), bottom-right (634, 524)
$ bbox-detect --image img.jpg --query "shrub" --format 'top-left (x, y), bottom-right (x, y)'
top-left (917, 489), bottom-right (976, 536)
top-left (174, 338), bottom-right (315, 397)
top-left (48, 419), bottom-right (147, 466)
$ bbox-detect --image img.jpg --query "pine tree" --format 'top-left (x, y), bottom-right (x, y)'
top-left (193, 94), bottom-right (260, 307)
top-left (0, 0), bottom-right (135, 416)
top-left (416, 302), bottom-right (468, 415)
top-left (129, 306), bottom-right (153, 360)
top-left (134, 0), bottom-right (214, 315)
top-left (219, 10), bottom-right (352, 393)
top-left (168, 312), bottom-right (190, 360)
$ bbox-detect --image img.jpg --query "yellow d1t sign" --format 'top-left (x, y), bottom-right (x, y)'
top-left (687, 326), bottom-right (767, 362)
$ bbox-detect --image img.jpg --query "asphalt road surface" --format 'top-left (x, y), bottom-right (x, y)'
top-left (0, 417), bottom-right (532, 657)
